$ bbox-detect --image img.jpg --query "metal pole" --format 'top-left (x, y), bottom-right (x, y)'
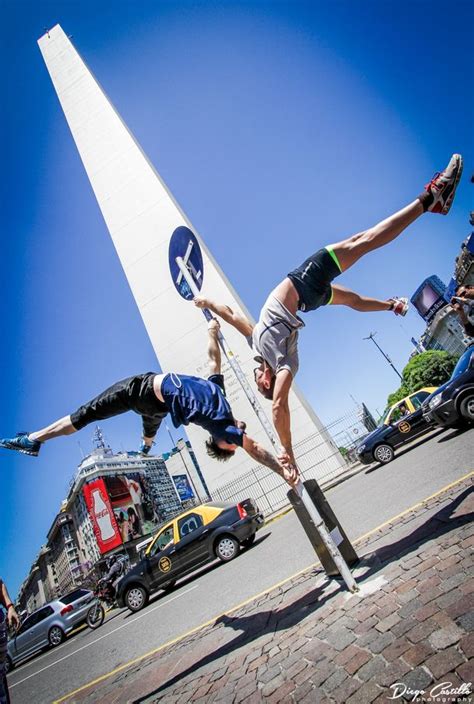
top-left (176, 256), bottom-right (358, 593)
top-left (364, 332), bottom-right (403, 381)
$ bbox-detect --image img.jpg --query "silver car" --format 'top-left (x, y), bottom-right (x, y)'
top-left (7, 588), bottom-right (94, 670)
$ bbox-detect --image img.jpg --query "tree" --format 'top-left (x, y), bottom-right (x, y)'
top-left (386, 350), bottom-right (458, 407)
top-left (387, 385), bottom-right (410, 407)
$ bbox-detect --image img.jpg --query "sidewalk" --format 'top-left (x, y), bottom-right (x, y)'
top-left (62, 476), bottom-right (473, 704)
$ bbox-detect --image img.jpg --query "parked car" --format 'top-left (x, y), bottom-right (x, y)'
top-left (117, 499), bottom-right (264, 612)
top-left (356, 387), bottom-right (438, 465)
top-left (6, 588), bottom-right (95, 671)
top-left (423, 345), bottom-right (474, 428)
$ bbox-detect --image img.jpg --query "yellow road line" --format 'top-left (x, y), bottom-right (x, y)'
top-left (54, 471), bottom-right (473, 703)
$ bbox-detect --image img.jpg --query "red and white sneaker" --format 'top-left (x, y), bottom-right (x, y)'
top-left (424, 154), bottom-right (463, 214)
top-left (389, 297), bottom-right (409, 316)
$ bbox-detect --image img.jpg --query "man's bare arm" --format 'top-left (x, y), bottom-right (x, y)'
top-left (242, 435), bottom-right (298, 486)
top-left (0, 578), bottom-right (20, 630)
top-left (207, 319), bottom-right (222, 375)
top-left (194, 297), bottom-right (254, 337)
top-left (272, 370), bottom-right (296, 465)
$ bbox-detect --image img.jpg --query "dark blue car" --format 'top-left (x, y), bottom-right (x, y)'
top-left (422, 345), bottom-right (474, 428)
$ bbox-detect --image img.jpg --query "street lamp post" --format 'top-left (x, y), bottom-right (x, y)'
top-left (363, 332), bottom-right (403, 381)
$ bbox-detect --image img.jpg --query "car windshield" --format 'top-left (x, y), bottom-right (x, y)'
top-left (450, 347), bottom-right (474, 379)
top-left (380, 407), bottom-right (392, 425)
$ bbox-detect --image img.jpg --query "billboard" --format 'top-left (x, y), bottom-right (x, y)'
top-left (102, 473), bottom-right (159, 543)
top-left (83, 473), bottom-right (160, 551)
top-left (411, 276), bottom-right (447, 322)
top-left (172, 474), bottom-right (195, 501)
top-left (83, 479), bottom-right (122, 554)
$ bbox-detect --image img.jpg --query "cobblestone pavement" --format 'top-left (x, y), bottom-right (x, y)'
top-left (62, 477), bottom-right (473, 704)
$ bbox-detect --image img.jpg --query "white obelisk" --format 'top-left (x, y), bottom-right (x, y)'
top-left (38, 25), bottom-right (344, 494)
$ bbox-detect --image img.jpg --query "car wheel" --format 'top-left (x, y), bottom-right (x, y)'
top-left (459, 394), bottom-right (474, 423)
top-left (48, 625), bottom-right (64, 647)
top-left (161, 579), bottom-right (177, 593)
top-left (125, 585), bottom-right (149, 612)
top-left (215, 535), bottom-right (240, 562)
top-left (373, 444), bottom-right (394, 464)
top-left (5, 655), bottom-right (13, 673)
top-left (241, 534), bottom-right (256, 549)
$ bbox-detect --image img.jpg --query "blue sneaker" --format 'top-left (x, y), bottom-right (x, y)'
top-left (0, 432), bottom-right (41, 456)
top-left (139, 442), bottom-right (152, 456)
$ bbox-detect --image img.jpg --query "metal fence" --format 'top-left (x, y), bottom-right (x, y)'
top-left (211, 406), bottom-right (373, 515)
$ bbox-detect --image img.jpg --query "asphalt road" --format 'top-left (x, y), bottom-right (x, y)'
top-left (8, 425), bottom-right (473, 704)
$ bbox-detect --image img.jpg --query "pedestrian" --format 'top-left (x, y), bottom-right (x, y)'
top-left (451, 284), bottom-right (474, 338)
top-left (194, 155), bottom-right (463, 468)
top-left (0, 320), bottom-right (298, 486)
top-left (0, 578), bottom-right (20, 704)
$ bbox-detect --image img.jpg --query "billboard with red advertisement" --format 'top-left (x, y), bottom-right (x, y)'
top-left (102, 473), bottom-right (158, 543)
top-left (83, 472), bottom-right (161, 553)
top-left (83, 478), bottom-right (122, 554)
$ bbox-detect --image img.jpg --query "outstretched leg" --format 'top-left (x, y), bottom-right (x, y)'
top-left (330, 200), bottom-right (423, 272)
top-left (0, 416), bottom-right (76, 456)
top-left (0, 375), bottom-right (145, 457)
top-left (330, 284), bottom-right (407, 315)
top-left (30, 416), bottom-right (77, 442)
top-left (329, 154), bottom-right (463, 273)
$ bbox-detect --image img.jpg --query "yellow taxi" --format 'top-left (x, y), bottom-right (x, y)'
top-left (356, 387), bottom-right (438, 465)
top-left (117, 498), bottom-right (263, 611)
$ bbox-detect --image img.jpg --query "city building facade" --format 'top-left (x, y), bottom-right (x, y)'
top-left (163, 438), bottom-right (211, 505)
top-left (412, 231), bottom-right (474, 355)
top-left (419, 306), bottom-right (471, 356)
top-left (17, 539), bottom-right (67, 613)
top-left (46, 511), bottom-right (83, 597)
top-left (454, 231), bottom-right (474, 287)
top-left (15, 430), bottom-right (203, 610)
top-left (63, 434), bottom-right (184, 568)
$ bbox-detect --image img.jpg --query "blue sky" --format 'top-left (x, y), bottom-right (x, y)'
top-left (1, 0), bottom-right (473, 597)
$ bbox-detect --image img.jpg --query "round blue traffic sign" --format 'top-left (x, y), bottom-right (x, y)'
top-left (168, 227), bottom-right (204, 300)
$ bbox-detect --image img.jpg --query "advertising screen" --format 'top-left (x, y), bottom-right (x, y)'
top-left (102, 473), bottom-right (158, 543)
top-left (83, 479), bottom-right (122, 554)
top-left (412, 284), bottom-right (447, 321)
top-left (172, 474), bottom-right (195, 501)
top-left (413, 284), bottom-right (440, 316)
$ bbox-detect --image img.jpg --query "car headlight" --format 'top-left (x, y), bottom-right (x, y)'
top-left (429, 395), bottom-right (442, 409)
top-left (357, 444), bottom-right (366, 453)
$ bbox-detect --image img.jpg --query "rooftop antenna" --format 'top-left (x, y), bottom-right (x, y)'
top-left (92, 425), bottom-right (108, 450)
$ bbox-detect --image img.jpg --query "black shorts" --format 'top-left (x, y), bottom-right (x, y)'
top-left (287, 247), bottom-right (342, 312)
top-left (70, 373), bottom-right (169, 438)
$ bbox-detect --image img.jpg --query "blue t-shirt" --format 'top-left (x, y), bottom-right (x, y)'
top-left (161, 373), bottom-right (245, 446)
